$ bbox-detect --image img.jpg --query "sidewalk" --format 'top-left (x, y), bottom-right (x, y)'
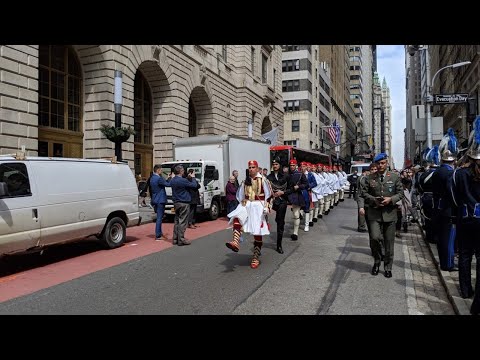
top-left (416, 223), bottom-right (475, 315)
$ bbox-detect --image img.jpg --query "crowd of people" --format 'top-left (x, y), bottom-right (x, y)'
top-left (134, 117), bottom-right (480, 315)
top-left (354, 118), bottom-right (480, 315)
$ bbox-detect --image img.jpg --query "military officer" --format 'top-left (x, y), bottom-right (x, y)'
top-left (361, 153), bottom-right (404, 278)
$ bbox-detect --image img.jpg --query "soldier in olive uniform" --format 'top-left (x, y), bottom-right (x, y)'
top-left (361, 153), bottom-right (404, 278)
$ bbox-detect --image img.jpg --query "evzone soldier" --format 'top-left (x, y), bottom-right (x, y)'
top-left (287, 159), bottom-right (308, 240)
top-left (267, 157), bottom-right (289, 254)
top-left (226, 160), bottom-right (272, 269)
top-left (337, 165), bottom-right (347, 202)
top-left (303, 162), bottom-right (317, 230)
top-left (327, 166), bottom-right (338, 209)
top-left (333, 166), bottom-right (341, 206)
top-left (322, 165), bottom-right (334, 214)
top-left (311, 163), bottom-right (325, 222)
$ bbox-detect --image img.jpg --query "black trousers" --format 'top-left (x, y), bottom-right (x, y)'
top-left (349, 184), bottom-right (357, 198)
top-left (275, 201), bottom-right (288, 240)
top-left (457, 221), bottom-right (480, 301)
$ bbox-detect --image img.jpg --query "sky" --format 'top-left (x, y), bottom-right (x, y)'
top-left (377, 45), bottom-right (405, 169)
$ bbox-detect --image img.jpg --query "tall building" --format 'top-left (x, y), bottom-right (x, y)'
top-left (372, 72), bottom-right (383, 154)
top-left (349, 45), bottom-right (374, 154)
top-left (430, 45), bottom-right (480, 145)
top-left (319, 45), bottom-right (352, 165)
top-left (381, 77), bottom-right (392, 163)
top-left (281, 45), bottom-right (334, 154)
top-left (0, 45), bottom-right (284, 178)
top-left (404, 47), bottom-right (422, 167)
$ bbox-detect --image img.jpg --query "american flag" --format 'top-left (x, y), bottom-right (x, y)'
top-left (328, 119), bottom-right (340, 144)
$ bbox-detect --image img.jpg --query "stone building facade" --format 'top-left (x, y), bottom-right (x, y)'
top-left (0, 45), bottom-right (284, 178)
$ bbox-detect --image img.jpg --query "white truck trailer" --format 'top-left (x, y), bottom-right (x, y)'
top-left (161, 135), bottom-right (271, 220)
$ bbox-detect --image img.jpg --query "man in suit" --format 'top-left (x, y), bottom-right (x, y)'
top-left (361, 153), bottom-right (404, 278)
top-left (150, 165), bottom-right (172, 241)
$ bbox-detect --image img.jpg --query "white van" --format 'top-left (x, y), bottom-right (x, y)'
top-left (0, 152), bottom-right (141, 257)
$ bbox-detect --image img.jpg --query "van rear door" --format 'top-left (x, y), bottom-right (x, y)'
top-left (0, 162), bottom-right (40, 255)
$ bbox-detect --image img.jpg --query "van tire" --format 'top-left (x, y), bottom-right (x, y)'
top-left (209, 200), bottom-right (219, 220)
top-left (102, 217), bottom-right (126, 249)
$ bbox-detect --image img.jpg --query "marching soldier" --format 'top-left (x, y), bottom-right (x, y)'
top-left (432, 128), bottom-right (458, 271)
top-left (361, 153), bottom-right (404, 278)
top-left (226, 160), bottom-right (272, 269)
top-left (311, 163), bottom-right (325, 222)
top-left (451, 117), bottom-right (480, 314)
top-left (287, 159), bottom-right (308, 240)
top-left (267, 157), bottom-right (289, 254)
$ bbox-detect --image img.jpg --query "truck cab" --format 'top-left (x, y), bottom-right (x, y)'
top-left (160, 160), bottom-right (222, 220)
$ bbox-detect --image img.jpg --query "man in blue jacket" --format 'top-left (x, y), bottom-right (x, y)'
top-left (150, 164), bottom-right (173, 241)
top-left (170, 165), bottom-right (200, 246)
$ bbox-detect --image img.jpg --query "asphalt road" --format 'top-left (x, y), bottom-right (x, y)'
top-left (0, 199), bottom-right (447, 314)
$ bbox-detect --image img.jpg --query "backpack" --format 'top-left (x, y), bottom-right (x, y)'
top-left (146, 174), bottom-right (153, 197)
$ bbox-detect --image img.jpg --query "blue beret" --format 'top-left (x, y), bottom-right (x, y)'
top-left (373, 153), bottom-right (388, 163)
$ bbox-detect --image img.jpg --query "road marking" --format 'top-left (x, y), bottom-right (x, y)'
top-left (402, 233), bottom-right (423, 315)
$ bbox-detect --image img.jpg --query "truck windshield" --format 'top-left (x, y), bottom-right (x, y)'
top-left (160, 162), bottom-right (202, 180)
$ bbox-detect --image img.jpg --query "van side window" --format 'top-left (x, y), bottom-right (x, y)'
top-left (0, 163), bottom-right (32, 198)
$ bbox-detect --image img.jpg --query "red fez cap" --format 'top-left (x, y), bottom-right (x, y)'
top-left (248, 160), bottom-right (258, 167)
top-left (300, 161), bottom-right (308, 167)
top-left (289, 159), bottom-right (297, 165)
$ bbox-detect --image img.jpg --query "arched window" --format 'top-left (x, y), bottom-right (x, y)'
top-left (134, 71), bottom-right (152, 145)
top-left (133, 71), bottom-right (153, 178)
top-left (189, 98), bottom-right (197, 137)
top-left (38, 45), bottom-right (83, 158)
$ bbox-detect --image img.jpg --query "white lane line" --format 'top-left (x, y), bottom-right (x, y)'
top-left (403, 233), bottom-right (424, 315)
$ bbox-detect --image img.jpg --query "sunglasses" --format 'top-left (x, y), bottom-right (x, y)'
top-left (248, 166), bottom-right (256, 169)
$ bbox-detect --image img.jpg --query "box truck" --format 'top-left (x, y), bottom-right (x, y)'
top-left (0, 152), bottom-right (141, 257)
top-left (161, 135), bottom-right (271, 220)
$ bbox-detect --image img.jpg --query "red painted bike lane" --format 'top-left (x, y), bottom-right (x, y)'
top-left (0, 218), bottom-right (231, 303)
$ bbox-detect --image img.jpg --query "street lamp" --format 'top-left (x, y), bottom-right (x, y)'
top-left (114, 70), bottom-right (123, 161)
top-left (408, 46), bottom-right (471, 148)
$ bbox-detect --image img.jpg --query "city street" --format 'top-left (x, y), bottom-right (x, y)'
top-left (0, 199), bottom-right (455, 315)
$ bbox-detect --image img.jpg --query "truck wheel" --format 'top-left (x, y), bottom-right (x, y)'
top-left (102, 217), bottom-right (126, 249)
top-left (209, 200), bottom-right (219, 220)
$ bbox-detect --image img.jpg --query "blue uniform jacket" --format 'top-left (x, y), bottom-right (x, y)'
top-left (431, 164), bottom-right (455, 217)
top-left (286, 170), bottom-right (308, 207)
top-left (452, 167), bottom-right (480, 223)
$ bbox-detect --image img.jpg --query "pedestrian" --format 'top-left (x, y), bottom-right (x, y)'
top-left (360, 153), bottom-right (404, 278)
top-left (137, 175), bottom-right (148, 207)
top-left (267, 157), bottom-right (289, 254)
top-left (232, 169), bottom-right (240, 189)
top-left (225, 160), bottom-right (272, 269)
top-left (262, 168), bottom-right (268, 177)
top-left (226, 175), bottom-right (239, 215)
top-left (186, 169), bottom-right (201, 229)
top-left (348, 170), bottom-right (359, 199)
top-left (451, 117), bottom-right (480, 314)
top-left (169, 165), bottom-right (199, 246)
top-left (150, 165), bottom-right (172, 241)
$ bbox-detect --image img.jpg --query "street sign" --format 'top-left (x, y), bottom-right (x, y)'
top-left (434, 93), bottom-right (469, 105)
